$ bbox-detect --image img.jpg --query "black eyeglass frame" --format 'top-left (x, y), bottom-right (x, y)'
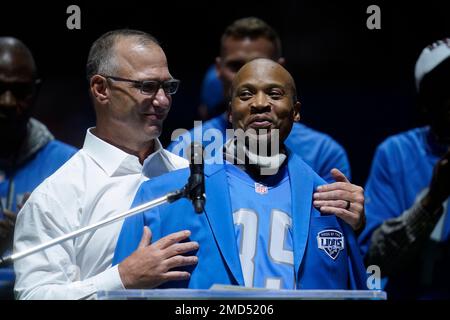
top-left (100, 75), bottom-right (180, 96)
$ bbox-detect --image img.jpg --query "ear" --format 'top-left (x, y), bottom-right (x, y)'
top-left (28, 78), bottom-right (42, 105)
top-left (277, 57), bottom-right (286, 66)
top-left (90, 75), bottom-right (109, 105)
top-left (228, 101), bottom-right (233, 124)
top-left (215, 57), bottom-right (223, 80)
top-left (293, 101), bottom-right (301, 122)
top-left (33, 78), bottom-right (42, 94)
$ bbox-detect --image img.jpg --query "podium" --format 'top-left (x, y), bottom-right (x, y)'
top-left (98, 287), bottom-right (387, 300)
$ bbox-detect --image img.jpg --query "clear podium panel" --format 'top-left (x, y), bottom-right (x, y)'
top-left (98, 287), bottom-right (387, 300)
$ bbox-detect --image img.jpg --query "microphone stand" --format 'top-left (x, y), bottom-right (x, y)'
top-left (0, 180), bottom-right (196, 266)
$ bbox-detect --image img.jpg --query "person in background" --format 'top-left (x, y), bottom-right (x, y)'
top-left (197, 65), bottom-right (224, 120)
top-left (358, 38), bottom-right (450, 299)
top-left (0, 37), bottom-right (77, 299)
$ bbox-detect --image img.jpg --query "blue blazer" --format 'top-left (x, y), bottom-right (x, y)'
top-left (113, 153), bottom-right (367, 289)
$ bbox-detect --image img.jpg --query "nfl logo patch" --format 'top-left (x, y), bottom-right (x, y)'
top-left (317, 229), bottom-right (345, 260)
top-left (254, 182), bottom-right (268, 194)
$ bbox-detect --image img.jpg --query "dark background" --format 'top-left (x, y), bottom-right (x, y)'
top-left (2, 0), bottom-right (450, 186)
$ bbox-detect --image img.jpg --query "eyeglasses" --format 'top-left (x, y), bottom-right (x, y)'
top-left (101, 75), bottom-right (180, 96)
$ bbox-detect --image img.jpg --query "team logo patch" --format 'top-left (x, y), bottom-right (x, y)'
top-left (254, 182), bottom-right (268, 195)
top-left (317, 229), bottom-right (344, 260)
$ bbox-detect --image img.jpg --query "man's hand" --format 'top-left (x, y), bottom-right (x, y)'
top-left (0, 209), bottom-right (16, 256)
top-left (421, 150), bottom-right (450, 212)
top-left (118, 227), bottom-right (199, 289)
top-left (313, 168), bottom-right (366, 233)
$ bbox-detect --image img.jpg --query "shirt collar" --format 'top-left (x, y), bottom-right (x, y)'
top-left (142, 139), bottom-right (181, 178)
top-left (143, 138), bottom-right (163, 164)
top-left (82, 128), bottom-right (144, 177)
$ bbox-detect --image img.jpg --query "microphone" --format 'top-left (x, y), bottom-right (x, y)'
top-left (187, 142), bottom-right (205, 213)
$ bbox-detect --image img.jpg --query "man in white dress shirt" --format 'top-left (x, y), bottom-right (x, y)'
top-left (13, 29), bottom-right (199, 299)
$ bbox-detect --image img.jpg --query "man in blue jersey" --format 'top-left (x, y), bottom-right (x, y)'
top-left (358, 39), bottom-right (450, 299)
top-left (113, 59), bottom-right (367, 290)
top-left (0, 37), bottom-right (77, 298)
top-left (169, 17), bottom-right (364, 233)
top-left (169, 17), bottom-right (351, 184)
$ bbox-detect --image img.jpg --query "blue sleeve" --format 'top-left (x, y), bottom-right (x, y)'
top-left (358, 143), bottom-right (402, 257)
top-left (42, 141), bottom-right (78, 174)
top-left (166, 130), bottom-right (194, 158)
top-left (341, 222), bottom-right (368, 289)
top-left (200, 64), bottom-right (224, 109)
top-left (112, 185), bottom-right (151, 265)
top-left (167, 131), bottom-right (188, 154)
top-left (286, 126), bottom-right (352, 183)
top-left (319, 141), bottom-right (351, 183)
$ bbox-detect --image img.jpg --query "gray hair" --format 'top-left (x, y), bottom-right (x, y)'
top-left (86, 29), bottom-right (160, 80)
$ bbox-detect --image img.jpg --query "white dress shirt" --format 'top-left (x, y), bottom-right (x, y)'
top-left (13, 128), bottom-right (188, 299)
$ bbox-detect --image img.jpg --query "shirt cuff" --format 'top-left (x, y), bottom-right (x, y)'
top-left (91, 264), bottom-right (125, 295)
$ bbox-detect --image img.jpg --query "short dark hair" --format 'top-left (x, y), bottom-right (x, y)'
top-left (86, 29), bottom-right (160, 80)
top-left (220, 17), bottom-right (282, 59)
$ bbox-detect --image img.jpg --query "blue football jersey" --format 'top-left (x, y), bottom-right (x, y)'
top-left (0, 140), bottom-right (77, 213)
top-left (0, 139), bottom-right (76, 293)
top-left (226, 163), bottom-right (294, 289)
top-left (359, 126), bottom-right (450, 298)
top-left (113, 152), bottom-right (368, 290)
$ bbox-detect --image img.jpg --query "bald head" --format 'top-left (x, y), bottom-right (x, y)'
top-left (231, 58), bottom-right (296, 101)
top-left (229, 58), bottom-right (301, 148)
top-left (0, 37), bottom-right (38, 152)
top-left (0, 37), bottom-right (37, 81)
